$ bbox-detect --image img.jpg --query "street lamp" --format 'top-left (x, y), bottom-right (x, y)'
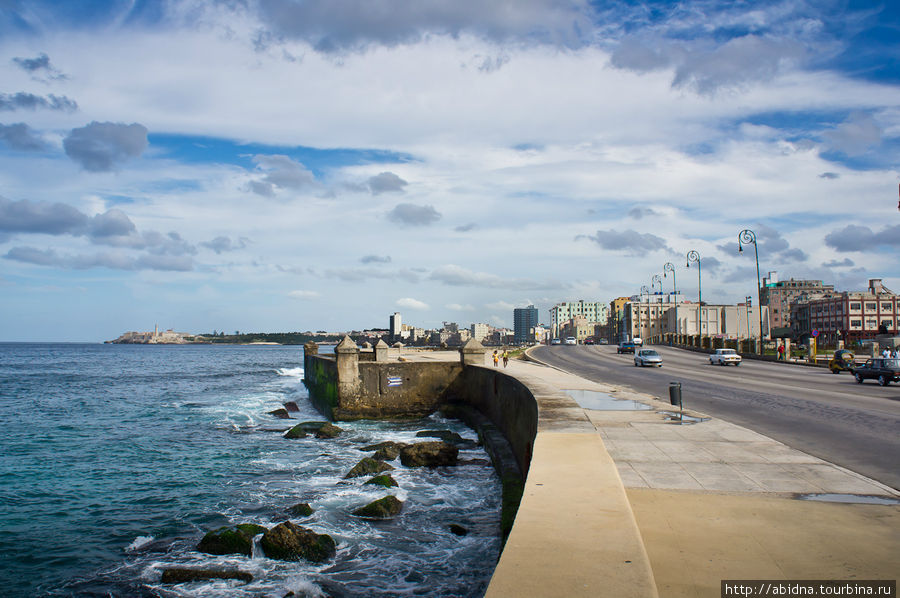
top-left (640, 284), bottom-right (649, 302)
top-left (686, 250), bottom-right (701, 305)
top-left (738, 229), bottom-right (764, 353)
top-left (745, 296), bottom-right (752, 352)
top-left (664, 262), bottom-right (676, 303)
top-left (651, 274), bottom-right (662, 302)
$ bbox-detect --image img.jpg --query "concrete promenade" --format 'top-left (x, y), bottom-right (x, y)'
top-left (407, 350), bottom-right (900, 598)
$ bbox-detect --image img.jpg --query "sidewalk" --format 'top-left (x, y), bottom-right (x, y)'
top-left (410, 350), bottom-right (900, 597)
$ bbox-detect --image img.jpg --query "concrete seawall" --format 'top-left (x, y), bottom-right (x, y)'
top-left (303, 338), bottom-right (658, 597)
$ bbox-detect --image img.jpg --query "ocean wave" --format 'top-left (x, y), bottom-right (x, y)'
top-left (276, 367), bottom-right (304, 378)
top-left (124, 535), bottom-right (155, 553)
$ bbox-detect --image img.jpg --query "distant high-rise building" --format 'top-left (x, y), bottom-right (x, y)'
top-left (389, 312), bottom-right (402, 341)
top-left (513, 305), bottom-right (539, 344)
top-left (549, 301), bottom-right (608, 339)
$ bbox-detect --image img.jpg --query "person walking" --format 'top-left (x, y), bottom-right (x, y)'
top-left (492, 350), bottom-right (499, 367)
top-left (777, 343), bottom-right (785, 361)
top-left (502, 350), bottom-right (509, 368)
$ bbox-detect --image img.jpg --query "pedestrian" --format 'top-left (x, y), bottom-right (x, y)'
top-left (492, 350), bottom-right (499, 367)
top-left (777, 343), bottom-right (785, 361)
top-left (502, 350), bottom-right (509, 368)
top-left (883, 347), bottom-right (892, 358)
top-left (892, 348), bottom-right (899, 359)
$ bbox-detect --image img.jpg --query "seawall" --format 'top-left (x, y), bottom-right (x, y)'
top-left (303, 338), bottom-right (657, 597)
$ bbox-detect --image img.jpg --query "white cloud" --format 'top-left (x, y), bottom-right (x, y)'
top-left (396, 297), bottom-right (429, 310)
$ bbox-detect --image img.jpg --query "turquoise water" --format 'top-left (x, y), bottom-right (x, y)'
top-left (0, 343), bottom-right (501, 597)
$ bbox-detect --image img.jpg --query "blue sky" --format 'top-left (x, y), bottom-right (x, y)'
top-left (1, 0), bottom-right (898, 341)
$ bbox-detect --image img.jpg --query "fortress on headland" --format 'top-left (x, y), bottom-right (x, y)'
top-left (108, 325), bottom-right (198, 344)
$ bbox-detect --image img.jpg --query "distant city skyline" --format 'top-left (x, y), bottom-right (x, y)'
top-left (1, 1), bottom-right (898, 341)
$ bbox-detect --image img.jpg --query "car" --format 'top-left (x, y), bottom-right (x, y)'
top-left (565, 336), bottom-right (577, 345)
top-left (634, 349), bottom-right (662, 367)
top-left (852, 358), bottom-right (900, 386)
top-left (597, 339), bottom-right (609, 345)
top-left (550, 338), bottom-right (561, 345)
top-left (828, 349), bottom-right (855, 374)
top-left (617, 342), bottom-right (636, 354)
top-left (633, 337), bottom-right (643, 346)
top-left (583, 338), bottom-right (595, 345)
top-left (709, 348), bottom-right (742, 366)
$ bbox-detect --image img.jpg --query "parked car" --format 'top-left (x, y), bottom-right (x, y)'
top-left (828, 349), bottom-right (855, 374)
top-left (852, 358), bottom-right (900, 386)
top-left (565, 337), bottom-right (577, 345)
top-left (617, 342), bottom-right (636, 354)
top-left (634, 349), bottom-right (662, 367)
top-left (709, 348), bottom-right (742, 366)
top-left (550, 338), bottom-right (561, 345)
top-left (583, 338), bottom-right (595, 345)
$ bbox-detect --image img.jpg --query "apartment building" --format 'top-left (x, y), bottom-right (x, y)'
top-left (791, 279), bottom-right (898, 344)
top-left (550, 300), bottom-right (608, 339)
top-left (760, 273), bottom-right (835, 332)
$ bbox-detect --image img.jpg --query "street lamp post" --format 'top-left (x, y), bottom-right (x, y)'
top-left (738, 229), bottom-right (764, 354)
top-left (651, 274), bottom-right (662, 302)
top-left (664, 262), bottom-right (676, 303)
top-left (745, 296), bottom-right (752, 352)
top-left (686, 250), bottom-right (701, 305)
top-left (640, 285), bottom-right (650, 342)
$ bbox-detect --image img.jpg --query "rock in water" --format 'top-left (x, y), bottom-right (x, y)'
top-left (260, 521), bottom-right (336, 563)
top-left (345, 457), bottom-right (394, 478)
top-left (360, 441), bottom-right (408, 460)
top-left (352, 495), bottom-right (403, 519)
top-left (365, 474), bottom-right (399, 488)
top-left (268, 408), bottom-right (291, 419)
top-left (415, 430), bottom-right (464, 443)
top-left (314, 423), bottom-right (343, 439)
top-left (399, 441), bottom-right (459, 467)
top-left (161, 568), bottom-right (253, 584)
top-left (197, 524), bottom-right (267, 556)
top-left (283, 401), bottom-right (300, 412)
top-left (287, 502), bottom-right (314, 517)
top-left (449, 524), bottom-right (469, 536)
top-left (283, 424), bottom-right (308, 439)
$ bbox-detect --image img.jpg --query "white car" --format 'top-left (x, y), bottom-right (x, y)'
top-left (634, 349), bottom-right (663, 367)
top-left (709, 348), bottom-right (742, 366)
top-left (564, 337), bottom-right (577, 345)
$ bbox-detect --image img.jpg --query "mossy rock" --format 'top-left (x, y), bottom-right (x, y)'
top-left (283, 424), bottom-right (308, 439)
top-left (196, 523), bottom-right (267, 556)
top-left (352, 495), bottom-right (403, 519)
top-left (365, 474), bottom-right (399, 488)
top-left (161, 568), bottom-right (253, 584)
top-left (260, 521), bottom-right (336, 563)
top-left (314, 423), bottom-right (343, 439)
top-left (287, 502), bottom-right (314, 517)
top-left (360, 441), bottom-right (407, 460)
top-left (345, 457), bottom-right (394, 479)
top-left (399, 441), bottom-right (459, 467)
top-left (268, 408), bottom-right (291, 419)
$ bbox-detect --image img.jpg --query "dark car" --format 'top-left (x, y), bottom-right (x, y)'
top-left (617, 342), bottom-right (636, 354)
top-left (852, 358), bottom-right (900, 386)
top-left (583, 338), bottom-right (595, 345)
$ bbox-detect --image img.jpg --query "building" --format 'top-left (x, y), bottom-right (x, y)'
top-left (389, 312), bottom-right (402, 342)
top-left (760, 273), bottom-right (835, 333)
top-left (625, 301), bottom-right (770, 343)
top-left (471, 323), bottom-right (491, 343)
top-left (608, 296), bottom-right (632, 342)
top-left (549, 301), bottom-right (608, 339)
top-left (513, 305), bottom-right (539, 344)
top-left (791, 279), bottom-right (898, 345)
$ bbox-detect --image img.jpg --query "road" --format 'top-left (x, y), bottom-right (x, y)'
top-left (532, 344), bottom-right (900, 491)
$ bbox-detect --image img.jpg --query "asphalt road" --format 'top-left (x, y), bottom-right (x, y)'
top-left (532, 344), bottom-right (900, 491)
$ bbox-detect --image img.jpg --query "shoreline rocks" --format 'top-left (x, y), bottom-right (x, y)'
top-left (399, 441), bottom-right (458, 467)
top-left (345, 457), bottom-right (394, 479)
top-left (352, 495), bottom-right (403, 519)
top-left (260, 522), bottom-right (336, 563)
top-left (196, 524), bottom-right (267, 556)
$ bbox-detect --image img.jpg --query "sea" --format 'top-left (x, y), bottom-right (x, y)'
top-left (0, 343), bottom-right (502, 597)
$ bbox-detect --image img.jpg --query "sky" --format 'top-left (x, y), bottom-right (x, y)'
top-left (1, 0), bottom-right (899, 342)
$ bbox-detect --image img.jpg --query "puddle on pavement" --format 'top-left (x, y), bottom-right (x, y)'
top-left (796, 493), bottom-right (900, 505)
top-left (658, 410), bottom-right (711, 425)
top-left (564, 389), bottom-right (653, 411)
